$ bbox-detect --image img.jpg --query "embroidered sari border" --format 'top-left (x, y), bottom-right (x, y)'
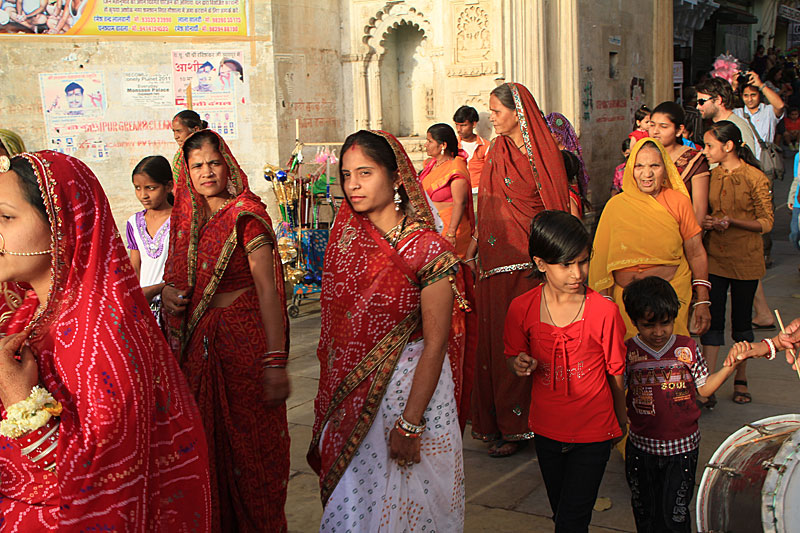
top-left (311, 309), bottom-right (421, 504)
top-left (184, 211), bottom-right (277, 348)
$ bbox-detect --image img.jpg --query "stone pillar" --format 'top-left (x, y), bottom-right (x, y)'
top-left (551, 0), bottom-right (580, 134)
top-left (500, 0), bottom-right (549, 108)
top-left (367, 56), bottom-right (383, 130)
top-left (357, 61), bottom-right (369, 130)
top-left (652, 0), bottom-right (674, 106)
top-left (343, 54), bottom-right (370, 131)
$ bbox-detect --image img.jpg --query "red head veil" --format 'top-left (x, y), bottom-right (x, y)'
top-left (0, 151), bottom-right (210, 530)
top-left (308, 130), bottom-right (474, 504)
top-left (163, 129), bottom-right (287, 356)
top-left (478, 82), bottom-right (569, 273)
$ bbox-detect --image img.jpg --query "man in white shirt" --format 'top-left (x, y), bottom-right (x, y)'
top-left (734, 71), bottom-right (785, 147)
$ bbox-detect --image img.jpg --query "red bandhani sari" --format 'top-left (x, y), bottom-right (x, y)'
top-left (472, 82), bottom-right (570, 443)
top-left (163, 130), bottom-right (290, 532)
top-left (308, 131), bottom-right (474, 530)
top-left (0, 151), bottom-right (210, 531)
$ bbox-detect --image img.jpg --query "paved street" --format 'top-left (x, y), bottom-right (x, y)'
top-left (283, 171), bottom-right (800, 532)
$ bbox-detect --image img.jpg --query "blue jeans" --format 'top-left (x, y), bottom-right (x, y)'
top-left (625, 441), bottom-right (699, 533)
top-left (791, 207), bottom-right (800, 251)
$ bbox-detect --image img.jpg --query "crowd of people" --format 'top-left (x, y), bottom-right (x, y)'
top-left (0, 69), bottom-right (800, 533)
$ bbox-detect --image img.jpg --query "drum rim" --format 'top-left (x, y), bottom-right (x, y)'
top-left (696, 414), bottom-right (800, 532)
top-left (761, 427), bottom-right (800, 533)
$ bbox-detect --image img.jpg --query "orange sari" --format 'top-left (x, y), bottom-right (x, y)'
top-left (418, 157), bottom-right (474, 257)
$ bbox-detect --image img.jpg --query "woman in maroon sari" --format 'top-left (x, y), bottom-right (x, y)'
top-left (0, 151), bottom-right (210, 530)
top-left (471, 82), bottom-right (570, 457)
top-left (162, 130), bottom-right (290, 532)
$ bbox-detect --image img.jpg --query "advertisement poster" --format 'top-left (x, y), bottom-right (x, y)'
top-left (122, 72), bottom-right (173, 108)
top-left (40, 71), bottom-right (108, 157)
top-left (172, 49), bottom-right (245, 139)
top-left (0, 0), bottom-right (247, 36)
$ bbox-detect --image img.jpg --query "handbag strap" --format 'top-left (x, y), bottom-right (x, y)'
top-left (741, 110), bottom-right (768, 148)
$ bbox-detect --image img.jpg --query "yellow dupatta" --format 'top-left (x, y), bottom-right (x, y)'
top-left (589, 138), bottom-right (693, 337)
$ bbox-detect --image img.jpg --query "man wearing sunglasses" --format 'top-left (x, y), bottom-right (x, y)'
top-left (695, 77), bottom-right (758, 158)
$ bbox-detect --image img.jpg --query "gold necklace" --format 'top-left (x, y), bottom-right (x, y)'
top-left (542, 286), bottom-right (586, 328)
top-left (384, 216), bottom-right (407, 246)
top-left (205, 197), bottom-right (234, 222)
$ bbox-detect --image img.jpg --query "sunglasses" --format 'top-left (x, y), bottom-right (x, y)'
top-left (696, 97), bottom-right (711, 106)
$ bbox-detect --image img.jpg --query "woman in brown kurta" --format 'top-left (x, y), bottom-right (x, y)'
top-left (700, 121), bottom-right (773, 404)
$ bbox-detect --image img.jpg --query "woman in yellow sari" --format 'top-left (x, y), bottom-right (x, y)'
top-left (418, 123), bottom-right (474, 257)
top-left (590, 138), bottom-right (711, 339)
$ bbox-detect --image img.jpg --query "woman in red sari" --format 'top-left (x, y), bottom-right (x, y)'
top-left (470, 82), bottom-right (570, 457)
top-left (0, 151), bottom-right (210, 530)
top-left (308, 130), bottom-right (474, 532)
top-left (162, 130), bottom-right (290, 532)
top-left (418, 123), bottom-right (474, 257)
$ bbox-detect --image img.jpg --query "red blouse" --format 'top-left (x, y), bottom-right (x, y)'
top-left (211, 215), bottom-right (272, 293)
top-left (504, 286), bottom-right (626, 443)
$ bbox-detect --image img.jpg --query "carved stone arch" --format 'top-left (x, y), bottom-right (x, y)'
top-left (362, 4), bottom-right (432, 57)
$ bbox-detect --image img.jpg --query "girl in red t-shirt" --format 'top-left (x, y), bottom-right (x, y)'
top-left (506, 210), bottom-right (627, 532)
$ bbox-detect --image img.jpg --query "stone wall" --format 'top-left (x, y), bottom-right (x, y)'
top-left (0, 1), bottom-right (345, 232)
top-left (574, 0), bottom-right (660, 210)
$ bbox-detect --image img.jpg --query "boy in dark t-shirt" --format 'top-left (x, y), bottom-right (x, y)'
top-left (621, 277), bottom-right (748, 532)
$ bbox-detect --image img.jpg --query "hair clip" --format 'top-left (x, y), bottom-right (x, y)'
top-left (0, 156), bottom-right (10, 173)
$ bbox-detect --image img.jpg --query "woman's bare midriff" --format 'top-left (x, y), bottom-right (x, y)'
top-left (210, 285), bottom-right (253, 308)
top-left (613, 265), bottom-right (678, 288)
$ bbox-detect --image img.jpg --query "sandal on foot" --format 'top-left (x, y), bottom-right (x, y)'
top-left (751, 322), bottom-right (777, 330)
top-left (733, 380), bottom-right (752, 404)
top-left (698, 393), bottom-right (717, 410)
top-left (488, 439), bottom-right (523, 458)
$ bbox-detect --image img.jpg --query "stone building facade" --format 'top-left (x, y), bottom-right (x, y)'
top-left (0, 0), bottom-right (673, 228)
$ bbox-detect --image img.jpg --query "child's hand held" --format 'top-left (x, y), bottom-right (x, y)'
top-left (513, 352), bottom-right (537, 377)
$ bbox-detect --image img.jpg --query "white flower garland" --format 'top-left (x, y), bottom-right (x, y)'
top-left (0, 386), bottom-right (62, 439)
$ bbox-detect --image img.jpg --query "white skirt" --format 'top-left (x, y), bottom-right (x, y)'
top-left (320, 340), bottom-right (465, 532)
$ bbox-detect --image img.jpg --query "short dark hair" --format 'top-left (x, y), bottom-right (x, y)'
top-left (528, 210), bottom-right (590, 279)
top-left (623, 276), bottom-right (679, 324)
top-left (695, 77), bottom-right (735, 109)
top-left (11, 156), bottom-right (47, 219)
top-left (174, 109), bottom-right (208, 130)
top-left (621, 137), bottom-right (631, 152)
top-left (453, 105), bottom-right (479, 123)
top-left (65, 82), bottom-right (83, 94)
top-left (427, 123), bottom-right (459, 158)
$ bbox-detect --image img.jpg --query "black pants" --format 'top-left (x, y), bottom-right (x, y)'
top-left (625, 441), bottom-right (699, 533)
top-left (534, 435), bottom-right (612, 533)
top-left (699, 273), bottom-right (758, 346)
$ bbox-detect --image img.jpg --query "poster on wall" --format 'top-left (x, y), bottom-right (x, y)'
top-left (40, 71), bottom-right (108, 157)
top-left (0, 0), bottom-right (248, 36)
top-left (121, 73), bottom-right (173, 108)
top-left (172, 49), bottom-right (245, 139)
